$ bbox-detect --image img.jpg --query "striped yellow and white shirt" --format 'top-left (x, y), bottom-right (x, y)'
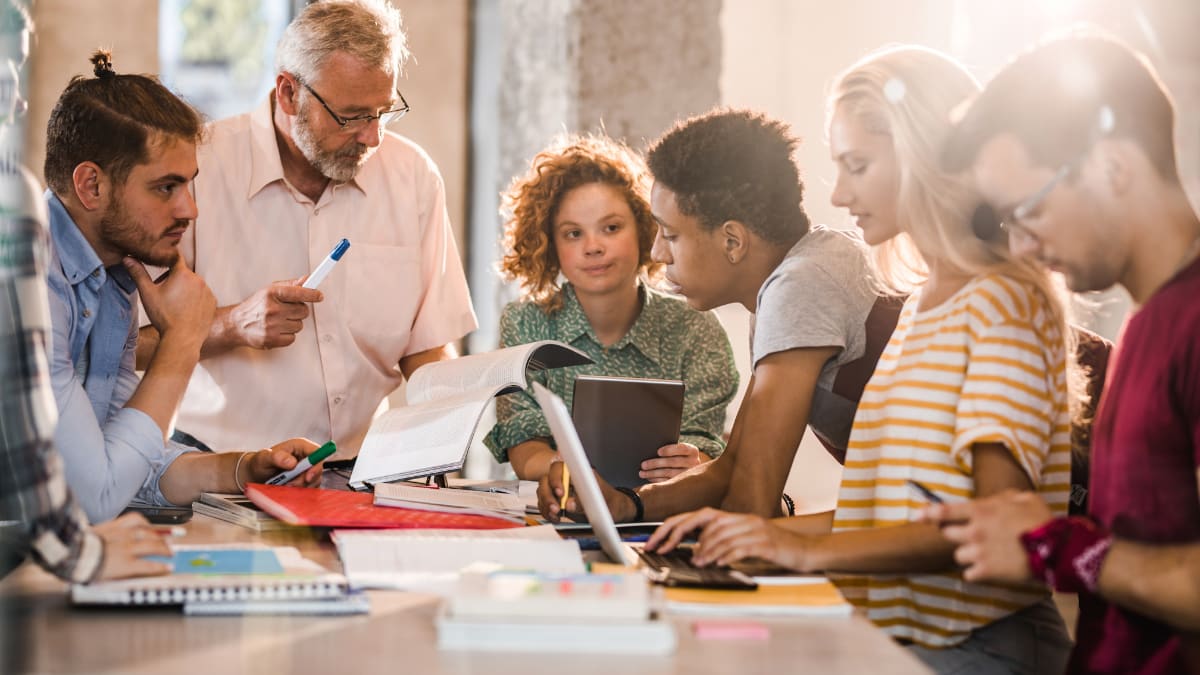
top-left (832, 274), bottom-right (1071, 648)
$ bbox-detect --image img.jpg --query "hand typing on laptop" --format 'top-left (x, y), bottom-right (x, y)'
top-left (648, 504), bottom-right (835, 566)
top-left (645, 507), bottom-right (813, 569)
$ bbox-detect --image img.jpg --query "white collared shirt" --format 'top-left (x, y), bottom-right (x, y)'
top-left (176, 95), bottom-right (477, 454)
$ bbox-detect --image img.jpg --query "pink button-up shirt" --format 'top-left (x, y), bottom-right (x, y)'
top-left (176, 96), bottom-right (477, 455)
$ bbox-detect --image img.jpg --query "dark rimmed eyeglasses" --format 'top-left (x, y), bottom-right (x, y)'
top-left (972, 163), bottom-right (1074, 244)
top-left (971, 106), bottom-right (1115, 244)
top-left (300, 80), bottom-right (409, 131)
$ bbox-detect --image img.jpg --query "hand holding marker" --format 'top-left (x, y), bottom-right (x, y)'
top-left (266, 441), bottom-right (337, 486)
top-left (303, 238), bottom-right (351, 290)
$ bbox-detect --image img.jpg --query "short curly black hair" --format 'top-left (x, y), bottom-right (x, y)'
top-left (646, 109), bottom-right (810, 244)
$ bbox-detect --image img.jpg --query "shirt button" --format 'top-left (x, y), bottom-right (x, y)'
top-left (91, 269), bottom-right (100, 278)
top-left (333, 396), bottom-right (343, 405)
top-left (322, 334), bottom-right (333, 343)
top-left (82, 309), bottom-right (91, 318)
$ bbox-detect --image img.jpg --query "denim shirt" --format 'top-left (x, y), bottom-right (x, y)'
top-left (0, 163), bottom-right (102, 584)
top-left (44, 191), bottom-right (190, 522)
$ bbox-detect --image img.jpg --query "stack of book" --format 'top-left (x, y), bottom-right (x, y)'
top-left (436, 569), bottom-right (676, 654)
top-left (192, 493), bottom-right (301, 532)
top-left (373, 482), bottom-right (526, 523)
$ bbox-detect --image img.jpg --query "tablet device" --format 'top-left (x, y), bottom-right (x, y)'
top-left (570, 375), bottom-right (684, 488)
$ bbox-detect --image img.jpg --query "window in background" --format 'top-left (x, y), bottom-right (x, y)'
top-left (159, 0), bottom-right (293, 120)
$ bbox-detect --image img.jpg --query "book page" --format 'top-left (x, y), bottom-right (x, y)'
top-left (331, 530), bottom-right (585, 591)
top-left (350, 388), bottom-right (498, 487)
top-left (406, 341), bottom-right (590, 404)
top-left (374, 483), bottom-right (524, 514)
top-left (333, 524), bottom-right (563, 542)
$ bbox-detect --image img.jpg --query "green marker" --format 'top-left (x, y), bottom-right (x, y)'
top-left (264, 441), bottom-right (336, 486)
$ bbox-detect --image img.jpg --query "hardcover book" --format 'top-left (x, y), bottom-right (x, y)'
top-left (245, 484), bottom-right (525, 530)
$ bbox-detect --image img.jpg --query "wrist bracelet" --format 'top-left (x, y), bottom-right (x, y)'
top-left (233, 451), bottom-right (252, 492)
top-left (1020, 516), bottom-right (1113, 593)
top-left (614, 487), bottom-right (644, 523)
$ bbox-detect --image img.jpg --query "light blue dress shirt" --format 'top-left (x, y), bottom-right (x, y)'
top-left (44, 191), bottom-right (191, 522)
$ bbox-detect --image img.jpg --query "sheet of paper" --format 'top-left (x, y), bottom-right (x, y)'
top-left (331, 527), bottom-right (583, 591)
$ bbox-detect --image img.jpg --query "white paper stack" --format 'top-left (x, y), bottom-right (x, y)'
top-left (331, 526), bottom-right (584, 592)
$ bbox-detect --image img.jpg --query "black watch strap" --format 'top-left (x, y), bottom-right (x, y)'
top-left (614, 486), bottom-right (644, 523)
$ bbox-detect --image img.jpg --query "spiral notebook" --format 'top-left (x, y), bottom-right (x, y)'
top-left (70, 544), bottom-right (348, 607)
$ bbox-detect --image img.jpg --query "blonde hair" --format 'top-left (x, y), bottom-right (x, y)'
top-left (829, 46), bottom-right (1070, 312)
top-left (828, 45), bottom-right (1082, 423)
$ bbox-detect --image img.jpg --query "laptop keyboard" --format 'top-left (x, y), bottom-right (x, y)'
top-left (634, 547), bottom-right (758, 590)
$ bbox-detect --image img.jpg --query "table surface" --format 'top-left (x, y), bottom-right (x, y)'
top-left (0, 514), bottom-right (930, 675)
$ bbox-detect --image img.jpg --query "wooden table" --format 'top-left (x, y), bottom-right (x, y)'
top-left (0, 515), bottom-right (930, 675)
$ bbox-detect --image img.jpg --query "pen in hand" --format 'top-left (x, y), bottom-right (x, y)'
top-left (559, 463), bottom-right (571, 512)
top-left (265, 441), bottom-right (337, 486)
top-left (302, 238), bottom-right (351, 290)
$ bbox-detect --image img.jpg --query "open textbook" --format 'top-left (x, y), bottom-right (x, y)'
top-left (350, 340), bottom-right (591, 488)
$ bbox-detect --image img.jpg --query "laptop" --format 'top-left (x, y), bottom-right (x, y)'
top-left (571, 375), bottom-right (685, 488)
top-left (533, 382), bottom-right (756, 590)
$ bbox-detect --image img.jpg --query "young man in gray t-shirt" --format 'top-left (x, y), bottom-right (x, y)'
top-left (538, 109), bottom-right (898, 523)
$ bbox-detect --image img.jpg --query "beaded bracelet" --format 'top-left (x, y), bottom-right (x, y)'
top-left (1019, 516), bottom-right (1113, 594)
top-left (614, 487), bottom-right (644, 523)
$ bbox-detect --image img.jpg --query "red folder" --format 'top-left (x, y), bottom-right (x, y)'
top-left (244, 484), bottom-right (523, 530)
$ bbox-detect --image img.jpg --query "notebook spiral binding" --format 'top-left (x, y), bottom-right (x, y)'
top-left (121, 581), bottom-right (346, 605)
top-left (72, 578), bottom-right (347, 606)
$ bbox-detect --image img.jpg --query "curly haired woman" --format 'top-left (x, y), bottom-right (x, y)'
top-left (482, 134), bottom-right (738, 482)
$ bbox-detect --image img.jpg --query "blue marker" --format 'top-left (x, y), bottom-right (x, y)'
top-left (265, 442), bottom-right (337, 486)
top-left (302, 238), bottom-right (350, 290)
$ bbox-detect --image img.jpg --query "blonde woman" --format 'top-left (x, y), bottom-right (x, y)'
top-left (647, 46), bottom-right (1076, 673)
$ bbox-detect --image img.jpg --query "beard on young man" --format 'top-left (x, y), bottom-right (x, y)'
top-left (99, 197), bottom-right (189, 268)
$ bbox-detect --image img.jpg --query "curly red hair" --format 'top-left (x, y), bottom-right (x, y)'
top-left (500, 134), bottom-right (662, 312)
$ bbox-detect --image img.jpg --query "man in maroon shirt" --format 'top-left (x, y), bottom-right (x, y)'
top-left (929, 33), bottom-right (1200, 674)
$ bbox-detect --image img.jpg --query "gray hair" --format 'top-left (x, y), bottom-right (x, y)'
top-left (275, 0), bottom-right (409, 83)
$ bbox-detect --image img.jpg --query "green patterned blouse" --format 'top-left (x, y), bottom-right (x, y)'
top-left (483, 282), bottom-right (738, 463)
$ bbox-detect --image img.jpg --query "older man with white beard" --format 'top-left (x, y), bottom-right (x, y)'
top-left (137, 0), bottom-right (477, 458)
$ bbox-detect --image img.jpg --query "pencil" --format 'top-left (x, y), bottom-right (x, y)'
top-left (559, 463), bottom-right (571, 512)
